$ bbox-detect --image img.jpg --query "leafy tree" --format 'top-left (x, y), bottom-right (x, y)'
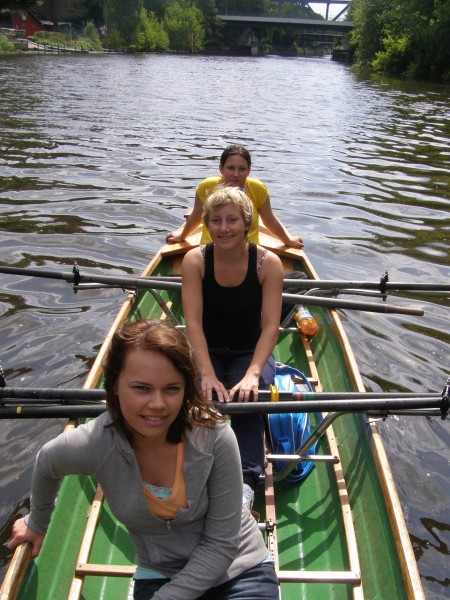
top-left (0, 1), bottom-right (43, 9)
top-left (134, 7), bottom-right (169, 50)
top-left (0, 32), bottom-right (15, 51)
top-left (351, 0), bottom-right (450, 81)
top-left (350, 0), bottom-right (391, 66)
top-left (194, 0), bottom-right (221, 44)
top-left (215, 0), bottom-right (266, 14)
top-left (81, 19), bottom-right (102, 49)
top-left (163, 0), bottom-right (205, 51)
top-left (103, 26), bottom-right (125, 50)
top-left (143, 0), bottom-right (167, 20)
top-left (34, 0), bottom-right (90, 23)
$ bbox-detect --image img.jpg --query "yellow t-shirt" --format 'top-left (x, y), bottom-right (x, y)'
top-left (197, 176), bottom-right (269, 244)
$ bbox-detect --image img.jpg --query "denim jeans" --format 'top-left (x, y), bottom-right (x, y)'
top-left (209, 347), bottom-right (275, 490)
top-left (133, 562), bottom-right (279, 599)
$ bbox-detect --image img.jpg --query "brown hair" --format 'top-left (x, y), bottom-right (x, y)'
top-left (220, 144), bottom-right (251, 167)
top-left (202, 186), bottom-right (253, 231)
top-left (103, 319), bottom-right (222, 443)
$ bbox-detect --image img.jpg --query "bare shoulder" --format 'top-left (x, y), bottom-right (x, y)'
top-left (183, 246), bottom-right (202, 265)
top-left (257, 246), bottom-right (282, 266)
top-left (257, 246), bottom-right (283, 281)
top-left (182, 246), bottom-right (204, 278)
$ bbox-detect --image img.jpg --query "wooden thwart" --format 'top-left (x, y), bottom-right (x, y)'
top-left (279, 570), bottom-right (361, 584)
top-left (75, 564), bottom-right (135, 577)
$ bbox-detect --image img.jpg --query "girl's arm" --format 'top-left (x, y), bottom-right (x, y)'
top-left (7, 423), bottom-right (98, 557)
top-left (166, 193), bottom-right (203, 243)
top-left (229, 250), bottom-right (284, 402)
top-left (259, 195), bottom-right (304, 249)
top-left (182, 249), bottom-right (229, 402)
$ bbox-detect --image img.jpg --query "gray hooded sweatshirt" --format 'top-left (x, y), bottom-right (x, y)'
top-left (26, 412), bottom-right (269, 599)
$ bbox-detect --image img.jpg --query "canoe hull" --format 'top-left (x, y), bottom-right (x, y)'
top-left (1, 232), bottom-right (424, 600)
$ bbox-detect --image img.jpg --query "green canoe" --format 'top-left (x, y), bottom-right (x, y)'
top-left (0, 227), bottom-right (425, 600)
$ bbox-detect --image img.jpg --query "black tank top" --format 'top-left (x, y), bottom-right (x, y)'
top-left (202, 243), bottom-right (262, 349)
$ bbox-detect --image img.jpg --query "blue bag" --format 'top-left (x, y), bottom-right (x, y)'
top-left (267, 364), bottom-right (321, 484)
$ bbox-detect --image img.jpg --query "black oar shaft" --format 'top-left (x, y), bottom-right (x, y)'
top-left (0, 397), bottom-right (447, 419)
top-left (0, 266), bottom-right (425, 314)
top-left (2, 265), bottom-right (446, 292)
top-left (281, 293), bottom-right (423, 315)
top-left (0, 266), bottom-right (182, 292)
top-left (0, 388), bottom-right (105, 401)
top-left (283, 279), bottom-right (450, 292)
top-left (0, 387), bottom-right (440, 402)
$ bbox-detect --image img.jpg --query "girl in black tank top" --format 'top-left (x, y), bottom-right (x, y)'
top-left (182, 187), bottom-right (284, 495)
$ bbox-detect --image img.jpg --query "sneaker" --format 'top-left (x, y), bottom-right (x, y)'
top-left (242, 483), bottom-right (255, 512)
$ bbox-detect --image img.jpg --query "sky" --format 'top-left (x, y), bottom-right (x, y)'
top-left (310, 2), bottom-right (350, 20)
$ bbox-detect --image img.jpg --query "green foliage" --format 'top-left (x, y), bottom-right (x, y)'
top-left (103, 28), bottom-right (126, 50)
top-left (0, 33), bottom-right (15, 53)
top-left (372, 34), bottom-right (412, 75)
top-left (32, 31), bottom-right (69, 44)
top-left (350, 0), bottom-right (392, 66)
top-left (135, 7), bottom-right (169, 51)
top-left (81, 20), bottom-right (103, 50)
top-left (163, 0), bottom-right (205, 52)
top-left (34, 0), bottom-right (89, 23)
top-left (351, 0), bottom-right (450, 81)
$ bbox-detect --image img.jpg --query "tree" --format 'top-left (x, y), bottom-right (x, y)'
top-left (35, 0), bottom-right (90, 23)
top-left (0, 32), bottom-right (15, 50)
top-left (81, 19), bottom-right (102, 49)
top-left (0, 1), bottom-right (43, 9)
top-left (134, 7), bottom-right (169, 51)
top-left (163, 0), bottom-right (205, 51)
top-left (351, 0), bottom-right (450, 81)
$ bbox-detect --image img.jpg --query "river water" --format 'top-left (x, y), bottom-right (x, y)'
top-left (0, 53), bottom-right (449, 597)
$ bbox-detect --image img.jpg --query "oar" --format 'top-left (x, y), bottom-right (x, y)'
top-left (0, 265), bottom-right (182, 293)
top-left (283, 280), bottom-right (450, 292)
top-left (1, 384), bottom-right (447, 417)
top-left (0, 265), bottom-right (424, 315)
top-left (0, 386), bottom-right (441, 402)
top-left (0, 396), bottom-right (447, 419)
top-left (3, 264), bottom-right (447, 292)
top-left (281, 293), bottom-right (423, 315)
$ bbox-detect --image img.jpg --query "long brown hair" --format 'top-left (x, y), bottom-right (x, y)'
top-left (103, 319), bottom-right (222, 443)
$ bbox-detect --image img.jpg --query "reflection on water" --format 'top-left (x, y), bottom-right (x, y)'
top-left (0, 54), bottom-right (449, 597)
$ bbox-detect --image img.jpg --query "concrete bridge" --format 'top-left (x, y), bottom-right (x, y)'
top-left (217, 0), bottom-right (352, 36)
top-left (217, 15), bottom-right (352, 35)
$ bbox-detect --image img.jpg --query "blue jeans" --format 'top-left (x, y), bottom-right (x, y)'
top-left (133, 562), bottom-right (279, 599)
top-left (209, 347), bottom-right (275, 490)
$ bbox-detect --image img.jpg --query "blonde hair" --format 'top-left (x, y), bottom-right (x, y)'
top-left (202, 186), bottom-right (253, 231)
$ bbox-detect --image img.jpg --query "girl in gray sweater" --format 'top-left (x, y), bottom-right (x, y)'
top-left (8, 319), bottom-right (278, 599)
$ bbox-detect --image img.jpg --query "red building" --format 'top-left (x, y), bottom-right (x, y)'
top-left (11, 11), bottom-right (52, 37)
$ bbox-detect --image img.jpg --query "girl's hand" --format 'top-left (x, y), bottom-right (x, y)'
top-left (166, 232), bottom-right (183, 244)
top-left (286, 236), bottom-right (304, 249)
top-left (201, 374), bottom-right (230, 403)
top-left (7, 517), bottom-right (45, 558)
top-left (229, 373), bottom-right (260, 403)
